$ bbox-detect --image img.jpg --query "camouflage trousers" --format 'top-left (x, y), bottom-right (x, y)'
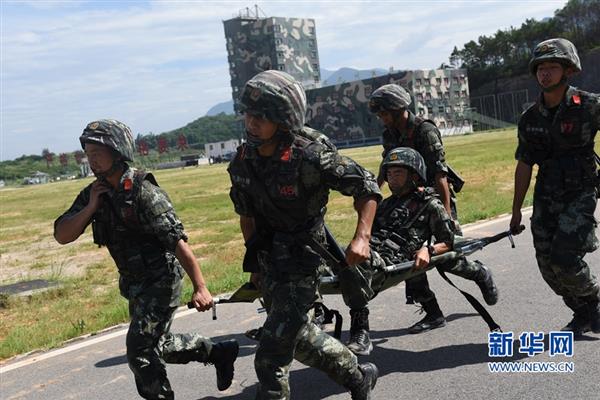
top-left (337, 248), bottom-right (486, 307)
top-left (405, 256), bottom-right (486, 304)
top-left (255, 270), bottom-right (360, 400)
top-left (122, 273), bottom-right (214, 400)
top-left (531, 187), bottom-right (600, 311)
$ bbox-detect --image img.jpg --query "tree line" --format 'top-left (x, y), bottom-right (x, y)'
top-left (449, 0), bottom-right (600, 91)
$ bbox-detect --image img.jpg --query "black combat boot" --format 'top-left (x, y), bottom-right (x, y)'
top-left (347, 308), bottom-right (372, 356)
top-left (346, 362), bottom-right (378, 400)
top-left (208, 339), bottom-right (239, 391)
top-left (408, 299), bottom-right (446, 334)
top-left (561, 306), bottom-right (591, 337)
top-left (474, 262), bottom-right (499, 305)
top-left (588, 301), bottom-right (600, 334)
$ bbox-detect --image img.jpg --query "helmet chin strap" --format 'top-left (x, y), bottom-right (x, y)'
top-left (541, 74), bottom-right (568, 93)
top-left (390, 179), bottom-right (416, 196)
top-left (245, 129), bottom-right (283, 149)
top-left (93, 160), bottom-right (125, 180)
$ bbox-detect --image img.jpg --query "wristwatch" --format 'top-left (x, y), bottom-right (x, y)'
top-left (427, 244), bottom-right (436, 256)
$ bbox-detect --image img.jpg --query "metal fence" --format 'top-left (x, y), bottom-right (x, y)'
top-left (470, 89), bottom-right (529, 130)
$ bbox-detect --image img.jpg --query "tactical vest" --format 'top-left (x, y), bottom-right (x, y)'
top-left (92, 170), bottom-right (165, 280)
top-left (232, 132), bottom-right (329, 234)
top-left (371, 188), bottom-right (437, 264)
top-left (522, 88), bottom-right (597, 192)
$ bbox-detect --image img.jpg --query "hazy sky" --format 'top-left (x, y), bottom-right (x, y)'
top-left (1, 0), bottom-right (568, 160)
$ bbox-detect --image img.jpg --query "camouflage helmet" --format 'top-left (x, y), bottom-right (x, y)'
top-left (238, 70), bottom-right (307, 131)
top-left (369, 84), bottom-right (412, 113)
top-left (79, 119), bottom-right (135, 162)
top-left (529, 38), bottom-right (581, 75)
top-left (382, 147), bottom-right (427, 183)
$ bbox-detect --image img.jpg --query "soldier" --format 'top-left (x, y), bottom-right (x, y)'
top-left (509, 38), bottom-right (600, 336)
top-left (54, 120), bottom-right (239, 400)
top-left (228, 70), bottom-right (381, 400)
top-left (365, 84), bottom-right (497, 336)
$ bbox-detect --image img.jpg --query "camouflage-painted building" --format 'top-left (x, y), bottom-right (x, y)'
top-left (223, 14), bottom-right (321, 113)
top-left (223, 12), bottom-right (472, 146)
top-left (305, 69), bottom-right (473, 146)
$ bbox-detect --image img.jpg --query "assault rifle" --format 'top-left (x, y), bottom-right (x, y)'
top-left (188, 225), bottom-right (524, 320)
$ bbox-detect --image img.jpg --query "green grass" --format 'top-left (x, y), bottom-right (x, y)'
top-left (0, 128), bottom-right (535, 360)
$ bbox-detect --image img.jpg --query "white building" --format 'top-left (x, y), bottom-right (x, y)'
top-left (204, 139), bottom-right (240, 160)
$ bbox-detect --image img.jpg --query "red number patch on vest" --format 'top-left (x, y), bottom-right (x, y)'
top-left (572, 95), bottom-right (581, 105)
top-left (561, 121), bottom-right (575, 135)
top-left (279, 185), bottom-right (297, 197)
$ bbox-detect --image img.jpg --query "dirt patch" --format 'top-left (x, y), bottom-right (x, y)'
top-left (0, 233), bottom-right (108, 284)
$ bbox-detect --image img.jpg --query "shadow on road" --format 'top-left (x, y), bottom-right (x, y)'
top-left (94, 332), bottom-right (258, 368)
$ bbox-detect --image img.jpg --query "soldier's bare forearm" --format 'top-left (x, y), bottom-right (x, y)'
top-left (434, 173), bottom-right (451, 216)
top-left (352, 196), bottom-right (378, 240)
top-left (240, 216), bottom-right (256, 242)
top-left (175, 239), bottom-right (208, 291)
top-left (53, 205), bottom-right (95, 244)
top-left (512, 161), bottom-right (532, 213)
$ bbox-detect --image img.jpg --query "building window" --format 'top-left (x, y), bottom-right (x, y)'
top-left (415, 79), bottom-right (422, 87)
top-left (278, 64), bottom-right (285, 71)
top-left (419, 107), bottom-right (425, 115)
top-left (444, 77), bottom-right (449, 85)
top-left (275, 38), bottom-right (282, 45)
top-left (439, 121), bottom-right (446, 128)
top-left (453, 77), bottom-right (459, 85)
top-left (311, 51), bottom-right (317, 59)
top-left (427, 106), bottom-right (433, 114)
top-left (274, 24), bottom-right (281, 32)
top-left (312, 63), bottom-right (319, 71)
top-left (438, 105), bottom-right (445, 113)
top-left (454, 91), bottom-right (460, 98)
top-left (436, 77), bottom-right (441, 85)
top-left (309, 26), bottom-right (315, 35)
top-left (221, 143), bottom-right (225, 149)
top-left (417, 93), bottom-right (423, 101)
top-left (309, 39), bottom-right (315, 48)
top-left (461, 90), bottom-right (467, 98)
top-left (277, 51), bottom-right (284, 59)
top-left (209, 145), bottom-right (213, 150)
top-left (426, 92), bottom-right (432, 100)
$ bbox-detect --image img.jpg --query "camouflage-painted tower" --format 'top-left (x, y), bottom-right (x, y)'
top-left (223, 11), bottom-right (320, 113)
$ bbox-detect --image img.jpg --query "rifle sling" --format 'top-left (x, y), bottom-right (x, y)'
top-left (436, 269), bottom-right (501, 332)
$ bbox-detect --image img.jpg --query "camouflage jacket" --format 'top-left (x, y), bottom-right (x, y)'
top-left (516, 86), bottom-right (600, 193)
top-left (381, 111), bottom-right (448, 186)
top-left (228, 127), bottom-right (381, 234)
top-left (371, 188), bottom-right (454, 261)
top-left (54, 167), bottom-right (187, 283)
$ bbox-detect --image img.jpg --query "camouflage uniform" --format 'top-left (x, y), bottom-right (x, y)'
top-left (371, 187), bottom-right (485, 302)
top-left (230, 70), bottom-right (381, 399)
top-left (55, 120), bottom-right (236, 400)
top-left (516, 87), bottom-right (600, 314)
top-left (367, 86), bottom-right (496, 333)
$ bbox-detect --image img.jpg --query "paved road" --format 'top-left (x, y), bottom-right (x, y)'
top-left (2, 210), bottom-right (600, 400)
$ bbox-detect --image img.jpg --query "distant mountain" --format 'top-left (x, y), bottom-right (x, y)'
top-left (205, 100), bottom-right (234, 116)
top-left (205, 67), bottom-right (389, 116)
top-left (320, 67), bottom-right (389, 86)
